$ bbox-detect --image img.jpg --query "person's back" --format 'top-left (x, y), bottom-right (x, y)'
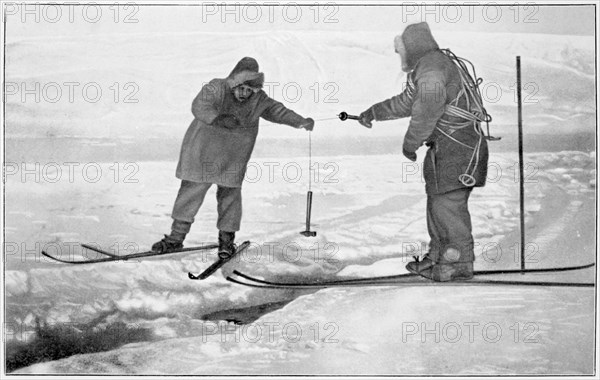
top-left (358, 22), bottom-right (490, 281)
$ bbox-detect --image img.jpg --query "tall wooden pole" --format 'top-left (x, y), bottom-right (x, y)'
top-left (516, 56), bottom-right (525, 272)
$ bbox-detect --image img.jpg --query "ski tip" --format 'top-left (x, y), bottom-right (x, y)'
top-left (41, 250), bottom-right (59, 260)
top-left (188, 272), bottom-right (211, 280)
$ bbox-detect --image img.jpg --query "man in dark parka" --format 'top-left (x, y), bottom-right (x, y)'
top-left (153, 57), bottom-right (314, 256)
top-left (358, 23), bottom-right (488, 281)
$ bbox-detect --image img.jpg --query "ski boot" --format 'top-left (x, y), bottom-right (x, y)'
top-left (405, 255), bottom-right (435, 275)
top-left (407, 255), bottom-right (474, 282)
top-left (421, 262), bottom-right (474, 282)
top-left (218, 231), bottom-right (236, 259)
top-left (151, 235), bottom-right (184, 254)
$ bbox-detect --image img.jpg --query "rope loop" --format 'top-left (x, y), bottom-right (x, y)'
top-left (483, 112), bottom-right (493, 123)
top-left (458, 174), bottom-right (477, 187)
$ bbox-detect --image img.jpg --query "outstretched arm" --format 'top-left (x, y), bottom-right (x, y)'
top-left (261, 97), bottom-right (309, 128)
top-left (358, 75), bottom-right (417, 128)
top-left (191, 80), bottom-right (224, 124)
top-left (371, 89), bottom-right (416, 121)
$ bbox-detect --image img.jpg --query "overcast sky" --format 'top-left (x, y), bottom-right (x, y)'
top-left (4, 3), bottom-right (596, 39)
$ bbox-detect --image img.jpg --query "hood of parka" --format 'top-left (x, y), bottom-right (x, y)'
top-left (227, 57), bottom-right (265, 89)
top-left (399, 22), bottom-right (440, 71)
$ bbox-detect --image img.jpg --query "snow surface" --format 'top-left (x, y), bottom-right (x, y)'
top-left (2, 25), bottom-right (597, 376)
top-left (5, 150), bottom-right (597, 375)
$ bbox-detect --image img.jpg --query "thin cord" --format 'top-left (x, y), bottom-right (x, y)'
top-left (314, 116), bottom-right (339, 122)
top-left (260, 116), bottom-right (337, 128)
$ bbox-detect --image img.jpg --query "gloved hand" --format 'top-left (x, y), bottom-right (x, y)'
top-left (299, 118), bottom-right (314, 131)
top-left (358, 109), bottom-right (374, 128)
top-left (403, 147), bottom-right (417, 162)
top-left (213, 114), bottom-right (240, 129)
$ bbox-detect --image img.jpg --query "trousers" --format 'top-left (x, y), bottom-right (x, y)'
top-left (170, 180), bottom-right (242, 238)
top-left (426, 187), bottom-right (474, 263)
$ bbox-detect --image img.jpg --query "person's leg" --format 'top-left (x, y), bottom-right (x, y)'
top-left (430, 187), bottom-right (474, 264)
top-left (215, 185), bottom-right (242, 255)
top-left (426, 194), bottom-right (443, 262)
top-left (216, 185), bottom-right (242, 232)
top-left (407, 188), bottom-right (474, 281)
top-left (406, 195), bottom-right (441, 273)
top-left (429, 187), bottom-right (474, 281)
top-left (152, 180), bottom-right (212, 252)
top-left (170, 180), bottom-right (213, 239)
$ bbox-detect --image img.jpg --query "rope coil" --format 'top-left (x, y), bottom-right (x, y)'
top-left (395, 49), bottom-right (494, 187)
top-left (438, 49), bottom-right (491, 187)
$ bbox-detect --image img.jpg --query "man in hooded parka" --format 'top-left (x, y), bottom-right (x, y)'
top-left (152, 57), bottom-right (314, 256)
top-left (358, 23), bottom-right (489, 281)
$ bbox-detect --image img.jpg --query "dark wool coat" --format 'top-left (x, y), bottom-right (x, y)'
top-left (369, 23), bottom-right (488, 195)
top-left (176, 58), bottom-right (307, 187)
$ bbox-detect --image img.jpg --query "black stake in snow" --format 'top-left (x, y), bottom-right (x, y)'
top-left (517, 56), bottom-right (526, 273)
top-left (300, 131), bottom-right (316, 237)
top-left (301, 191), bottom-right (316, 237)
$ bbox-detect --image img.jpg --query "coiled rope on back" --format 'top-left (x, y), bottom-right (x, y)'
top-left (436, 48), bottom-right (492, 186)
top-left (392, 49), bottom-right (492, 186)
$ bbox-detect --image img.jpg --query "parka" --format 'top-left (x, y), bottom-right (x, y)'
top-left (176, 57), bottom-right (308, 187)
top-left (368, 23), bottom-right (488, 195)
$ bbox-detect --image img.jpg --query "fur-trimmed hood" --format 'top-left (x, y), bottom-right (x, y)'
top-left (400, 22), bottom-right (439, 71)
top-left (226, 57), bottom-right (265, 89)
